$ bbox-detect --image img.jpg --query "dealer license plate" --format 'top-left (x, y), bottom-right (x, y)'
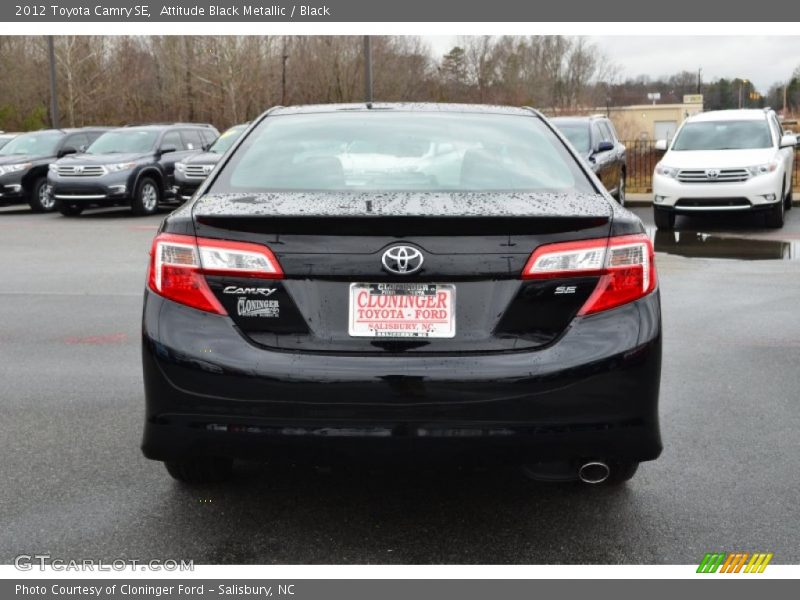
top-left (348, 282), bottom-right (456, 338)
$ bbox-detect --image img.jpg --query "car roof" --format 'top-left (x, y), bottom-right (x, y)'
top-left (113, 125), bottom-right (171, 132)
top-left (65, 127), bottom-right (111, 134)
top-left (115, 124), bottom-right (216, 133)
top-left (269, 103), bottom-right (538, 117)
top-left (118, 125), bottom-right (176, 132)
top-left (122, 122), bottom-right (216, 129)
top-left (16, 129), bottom-right (65, 135)
top-left (15, 127), bottom-right (109, 135)
top-left (550, 116), bottom-right (607, 124)
top-left (688, 109), bottom-right (770, 123)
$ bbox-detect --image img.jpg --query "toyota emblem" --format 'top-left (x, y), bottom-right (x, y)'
top-left (706, 169), bottom-right (720, 179)
top-left (382, 245), bottom-right (424, 275)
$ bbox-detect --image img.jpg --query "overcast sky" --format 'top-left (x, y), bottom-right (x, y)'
top-left (426, 36), bottom-right (800, 93)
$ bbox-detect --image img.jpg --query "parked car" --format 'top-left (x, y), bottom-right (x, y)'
top-left (551, 115), bottom-right (627, 205)
top-left (173, 123), bottom-right (248, 201)
top-left (0, 127), bottom-right (108, 212)
top-left (141, 103), bottom-right (662, 486)
top-left (0, 132), bottom-right (19, 151)
top-left (652, 108), bottom-right (796, 229)
top-left (48, 123), bottom-right (219, 216)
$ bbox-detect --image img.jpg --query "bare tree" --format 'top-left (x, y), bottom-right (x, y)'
top-left (0, 34), bottom-right (620, 131)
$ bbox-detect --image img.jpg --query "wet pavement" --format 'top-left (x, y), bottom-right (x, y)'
top-left (653, 230), bottom-right (799, 260)
top-left (1, 204), bottom-right (799, 564)
top-left (645, 206), bottom-right (800, 260)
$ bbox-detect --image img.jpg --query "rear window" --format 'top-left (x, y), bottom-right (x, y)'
top-left (672, 120), bottom-right (773, 151)
top-left (209, 112), bottom-right (595, 194)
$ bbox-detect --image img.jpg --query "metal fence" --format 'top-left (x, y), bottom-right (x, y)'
top-left (622, 140), bottom-right (800, 194)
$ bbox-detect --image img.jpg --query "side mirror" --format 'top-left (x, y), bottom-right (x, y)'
top-left (159, 145), bottom-right (178, 155)
top-left (779, 134), bottom-right (797, 148)
top-left (654, 139), bottom-right (668, 151)
top-left (596, 140), bottom-right (614, 153)
top-left (58, 146), bottom-right (78, 158)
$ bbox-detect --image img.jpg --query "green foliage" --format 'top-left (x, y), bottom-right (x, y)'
top-left (21, 105), bottom-right (49, 131)
top-left (0, 104), bottom-right (16, 130)
top-left (0, 104), bottom-right (48, 132)
top-left (441, 46), bottom-right (468, 86)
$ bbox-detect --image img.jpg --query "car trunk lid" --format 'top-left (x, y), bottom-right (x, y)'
top-left (191, 191), bottom-right (613, 353)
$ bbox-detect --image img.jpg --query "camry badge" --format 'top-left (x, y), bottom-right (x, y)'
top-left (382, 245), bottom-right (424, 275)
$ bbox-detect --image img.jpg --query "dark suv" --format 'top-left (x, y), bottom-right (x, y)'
top-left (551, 115), bottom-right (627, 205)
top-left (0, 128), bottom-right (108, 212)
top-left (48, 123), bottom-right (219, 216)
top-left (173, 123), bottom-right (248, 201)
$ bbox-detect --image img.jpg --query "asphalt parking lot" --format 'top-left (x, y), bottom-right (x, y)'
top-left (1, 203), bottom-right (799, 565)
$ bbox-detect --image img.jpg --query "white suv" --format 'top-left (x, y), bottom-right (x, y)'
top-left (652, 109), bottom-right (796, 229)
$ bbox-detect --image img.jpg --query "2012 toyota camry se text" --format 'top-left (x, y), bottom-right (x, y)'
top-left (141, 103), bottom-right (662, 485)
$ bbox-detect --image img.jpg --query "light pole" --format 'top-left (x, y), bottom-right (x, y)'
top-left (783, 82), bottom-right (788, 115)
top-left (363, 35), bottom-right (373, 105)
top-left (281, 36), bottom-right (289, 105)
top-left (47, 36), bottom-right (59, 128)
top-left (738, 78), bottom-right (749, 109)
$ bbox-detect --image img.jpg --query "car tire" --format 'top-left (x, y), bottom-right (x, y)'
top-left (765, 185), bottom-right (785, 228)
top-left (614, 173), bottom-right (626, 206)
top-left (654, 207), bottom-right (675, 230)
top-left (28, 178), bottom-right (55, 213)
top-left (603, 461), bottom-right (639, 485)
top-left (131, 177), bottom-right (160, 216)
top-left (58, 203), bottom-right (84, 217)
top-left (164, 457), bottom-right (233, 484)
top-left (785, 181), bottom-right (793, 211)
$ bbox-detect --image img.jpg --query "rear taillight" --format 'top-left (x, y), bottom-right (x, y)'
top-left (522, 233), bottom-right (656, 315)
top-left (147, 233), bottom-right (283, 315)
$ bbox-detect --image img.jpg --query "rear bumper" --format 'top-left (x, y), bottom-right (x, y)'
top-left (141, 291), bottom-right (663, 464)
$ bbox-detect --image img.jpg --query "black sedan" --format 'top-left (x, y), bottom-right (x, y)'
top-left (141, 103), bottom-right (662, 486)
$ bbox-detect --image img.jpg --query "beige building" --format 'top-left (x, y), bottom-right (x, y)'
top-left (607, 95), bottom-right (704, 141)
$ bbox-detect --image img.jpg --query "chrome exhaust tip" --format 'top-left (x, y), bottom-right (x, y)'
top-left (578, 461), bottom-right (610, 484)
